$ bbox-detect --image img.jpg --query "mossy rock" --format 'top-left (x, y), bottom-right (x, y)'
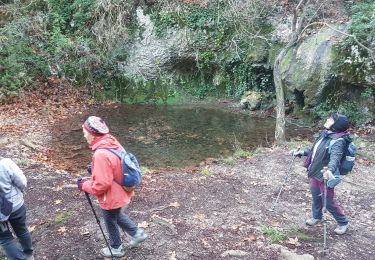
top-left (279, 25), bottom-right (347, 107)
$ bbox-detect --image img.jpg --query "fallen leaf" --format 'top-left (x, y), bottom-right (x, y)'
top-left (169, 251), bottom-right (176, 260)
top-left (193, 213), bottom-right (206, 221)
top-left (169, 202), bottom-right (180, 208)
top-left (138, 221), bottom-right (149, 228)
top-left (244, 234), bottom-right (257, 242)
top-left (28, 225), bottom-right (36, 232)
top-left (201, 238), bottom-right (211, 248)
top-left (270, 221), bottom-right (280, 227)
top-left (286, 237), bottom-right (301, 246)
top-left (52, 186), bottom-right (63, 191)
top-left (151, 214), bottom-right (173, 225)
top-left (57, 226), bottom-right (67, 233)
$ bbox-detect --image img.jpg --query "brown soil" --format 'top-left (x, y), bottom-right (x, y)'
top-left (0, 86), bottom-right (374, 260)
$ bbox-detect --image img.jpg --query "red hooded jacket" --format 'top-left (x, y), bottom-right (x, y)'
top-left (81, 134), bottom-right (133, 210)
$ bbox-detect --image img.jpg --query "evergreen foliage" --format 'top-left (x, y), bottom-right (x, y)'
top-left (0, 0), bottom-right (373, 125)
top-left (320, 0), bottom-right (375, 124)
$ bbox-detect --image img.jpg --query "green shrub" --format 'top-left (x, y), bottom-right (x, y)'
top-left (333, 1), bottom-right (375, 88)
top-left (0, 18), bottom-right (48, 93)
top-left (313, 97), bottom-right (371, 126)
top-left (260, 226), bottom-right (285, 244)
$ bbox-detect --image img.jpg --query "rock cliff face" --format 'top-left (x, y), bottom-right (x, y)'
top-left (121, 6), bottom-right (373, 122)
top-left (279, 25), bottom-right (346, 107)
top-left (121, 8), bottom-right (194, 80)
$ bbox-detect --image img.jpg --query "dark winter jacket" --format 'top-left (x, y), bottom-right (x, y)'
top-left (303, 130), bottom-right (349, 181)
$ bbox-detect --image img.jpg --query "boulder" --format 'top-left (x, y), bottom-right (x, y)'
top-left (280, 248), bottom-right (314, 260)
top-left (240, 91), bottom-right (262, 110)
top-left (279, 25), bottom-right (347, 107)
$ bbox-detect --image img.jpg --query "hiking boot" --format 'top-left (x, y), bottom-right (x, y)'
top-left (306, 218), bottom-right (322, 226)
top-left (129, 228), bottom-right (148, 248)
top-left (100, 245), bottom-right (125, 257)
top-left (25, 254), bottom-right (34, 260)
top-left (334, 224), bottom-right (349, 235)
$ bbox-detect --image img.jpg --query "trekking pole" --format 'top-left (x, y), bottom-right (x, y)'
top-left (322, 167), bottom-right (329, 255)
top-left (83, 190), bottom-right (116, 260)
top-left (271, 146), bottom-right (301, 211)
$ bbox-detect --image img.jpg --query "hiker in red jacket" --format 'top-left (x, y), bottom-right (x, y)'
top-left (77, 116), bottom-right (147, 258)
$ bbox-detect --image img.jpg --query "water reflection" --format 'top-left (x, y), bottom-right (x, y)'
top-left (50, 105), bottom-right (310, 171)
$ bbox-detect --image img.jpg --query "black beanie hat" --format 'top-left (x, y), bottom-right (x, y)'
top-left (331, 113), bottom-right (349, 132)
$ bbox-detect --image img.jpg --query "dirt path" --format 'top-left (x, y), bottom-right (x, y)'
top-left (0, 87), bottom-right (374, 259)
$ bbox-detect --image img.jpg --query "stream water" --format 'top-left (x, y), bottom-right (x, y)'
top-left (51, 104), bottom-right (311, 170)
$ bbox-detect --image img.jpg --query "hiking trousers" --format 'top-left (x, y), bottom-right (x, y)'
top-left (310, 178), bottom-right (349, 226)
top-left (0, 204), bottom-right (33, 260)
top-left (102, 208), bottom-right (138, 248)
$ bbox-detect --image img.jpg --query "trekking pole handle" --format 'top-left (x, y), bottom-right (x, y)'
top-left (293, 145), bottom-right (302, 157)
top-left (322, 166), bottom-right (329, 181)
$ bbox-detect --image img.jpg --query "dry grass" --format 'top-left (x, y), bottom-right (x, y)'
top-left (92, 0), bottom-right (134, 50)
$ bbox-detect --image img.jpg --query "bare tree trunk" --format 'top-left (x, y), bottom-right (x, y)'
top-left (273, 40), bottom-right (296, 144)
top-left (273, 0), bottom-right (308, 145)
top-left (273, 49), bottom-right (288, 144)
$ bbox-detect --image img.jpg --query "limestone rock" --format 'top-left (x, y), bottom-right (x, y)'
top-left (120, 8), bottom-right (194, 80)
top-left (279, 25), bottom-right (347, 107)
top-left (240, 91), bottom-right (262, 110)
top-left (0, 137), bottom-right (10, 148)
top-left (280, 248), bottom-right (314, 260)
top-left (221, 250), bottom-right (249, 258)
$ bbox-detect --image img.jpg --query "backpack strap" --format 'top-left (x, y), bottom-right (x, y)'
top-left (328, 138), bottom-right (345, 154)
top-left (106, 148), bottom-right (122, 160)
top-left (96, 147), bottom-right (125, 187)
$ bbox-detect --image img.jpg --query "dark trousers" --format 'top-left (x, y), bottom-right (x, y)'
top-left (0, 205), bottom-right (33, 260)
top-left (310, 178), bottom-right (349, 226)
top-left (102, 208), bottom-right (138, 248)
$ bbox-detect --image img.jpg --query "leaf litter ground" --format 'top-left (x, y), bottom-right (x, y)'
top-left (0, 86), bottom-right (374, 259)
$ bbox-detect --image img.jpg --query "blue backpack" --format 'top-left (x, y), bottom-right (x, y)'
top-left (107, 146), bottom-right (142, 191)
top-left (329, 137), bottom-right (357, 175)
top-left (0, 194), bottom-right (13, 222)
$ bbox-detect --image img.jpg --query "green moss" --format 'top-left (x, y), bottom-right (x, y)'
top-left (295, 231), bottom-right (320, 241)
top-left (261, 225), bottom-right (321, 245)
top-left (261, 226), bottom-right (285, 244)
top-left (17, 159), bottom-right (29, 166)
top-left (223, 156), bottom-right (235, 165)
top-left (267, 42), bottom-right (284, 65)
top-left (51, 212), bottom-right (71, 226)
top-left (234, 149), bottom-right (251, 159)
top-left (247, 39), bottom-right (268, 62)
top-left (278, 48), bottom-right (294, 74)
top-left (200, 168), bottom-right (214, 176)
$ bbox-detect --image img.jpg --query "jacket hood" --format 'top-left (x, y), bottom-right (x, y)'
top-left (90, 134), bottom-right (121, 151)
top-left (331, 113), bottom-right (349, 132)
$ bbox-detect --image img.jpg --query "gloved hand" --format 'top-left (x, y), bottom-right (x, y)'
top-left (322, 169), bottom-right (335, 180)
top-left (86, 163), bottom-right (92, 175)
top-left (76, 178), bottom-right (84, 191)
top-left (322, 168), bottom-right (341, 188)
top-left (289, 149), bottom-right (304, 157)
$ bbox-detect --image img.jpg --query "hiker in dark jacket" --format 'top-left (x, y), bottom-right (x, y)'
top-left (291, 113), bottom-right (350, 235)
top-left (0, 158), bottom-right (33, 260)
